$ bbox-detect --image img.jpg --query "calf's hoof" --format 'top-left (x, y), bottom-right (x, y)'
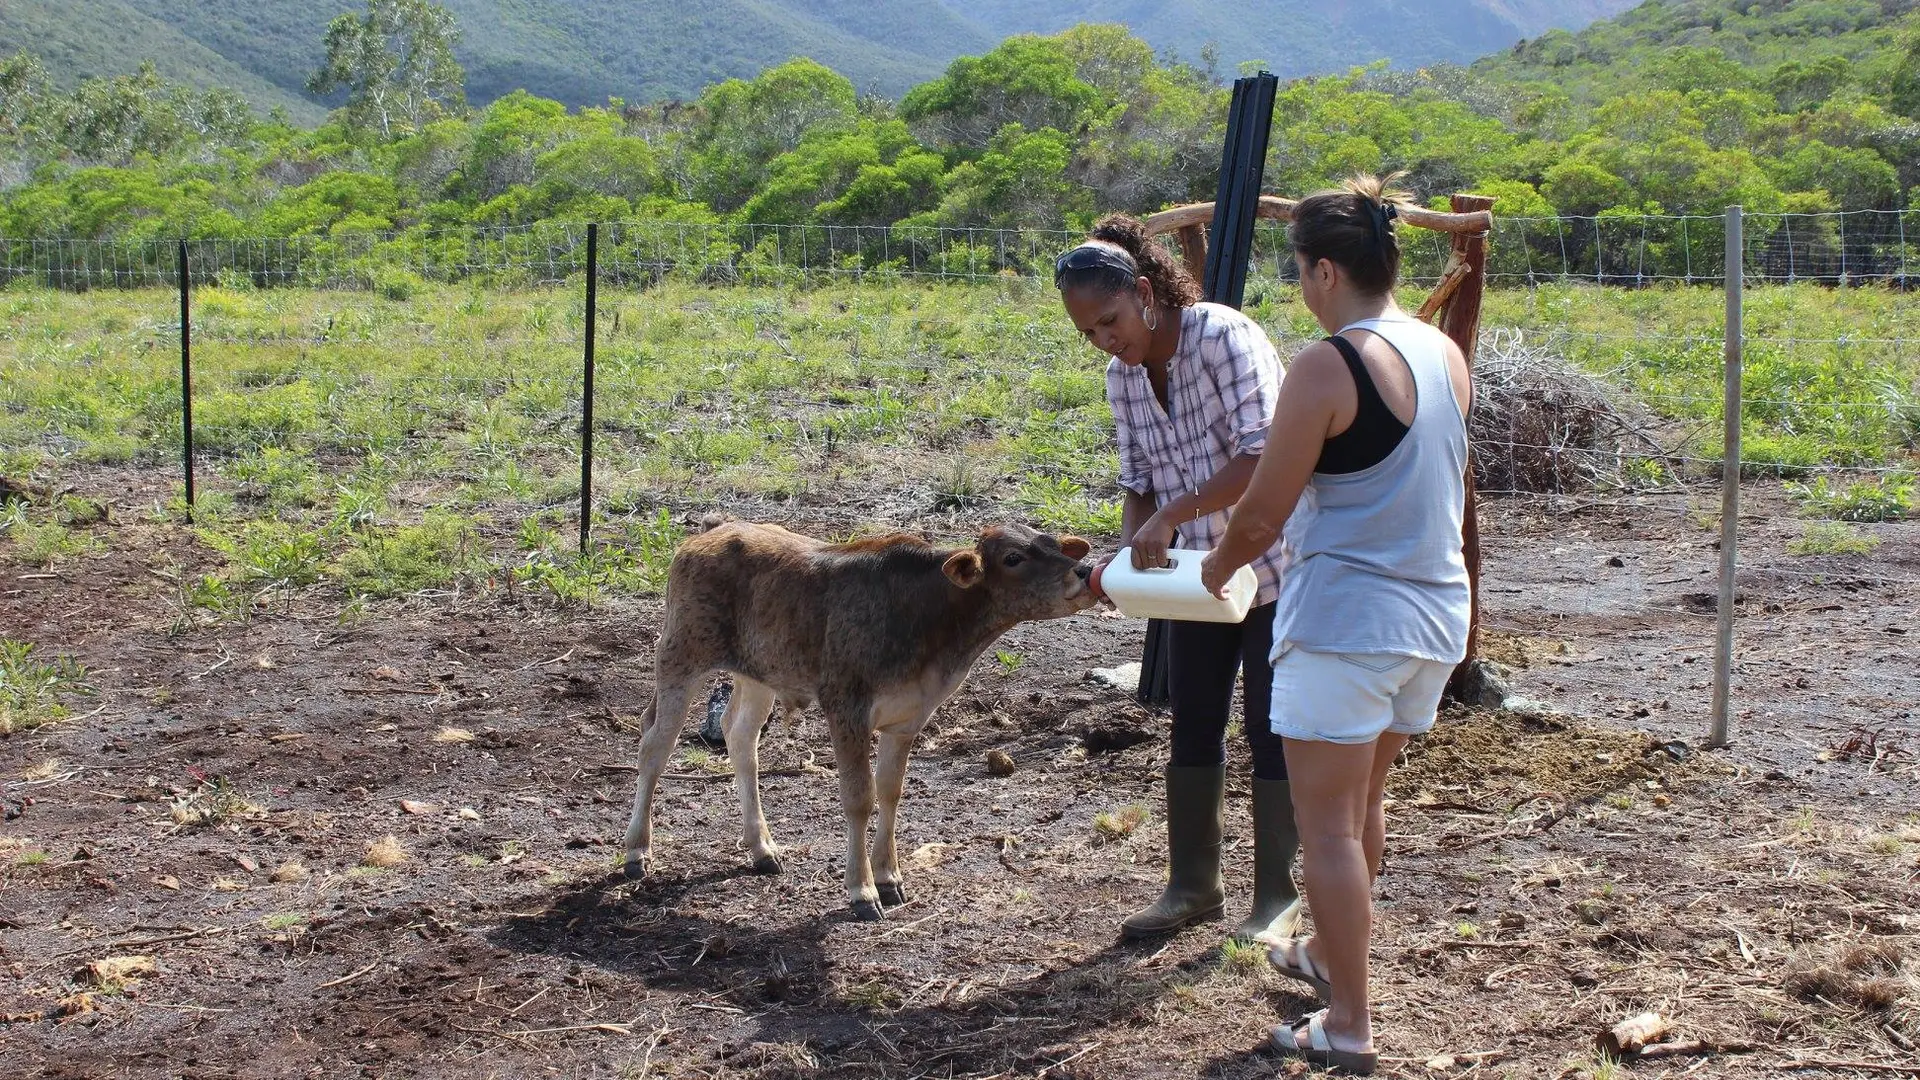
top-left (877, 882), bottom-right (908, 908)
top-left (621, 854), bottom-right (648, 881)
top-left (850, 899), bottom-right (885, 922)
top-left (751, 852), bottom-right (784, 875)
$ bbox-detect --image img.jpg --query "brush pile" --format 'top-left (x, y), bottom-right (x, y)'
top-left (1469, 328), bottom-right (1664, 493)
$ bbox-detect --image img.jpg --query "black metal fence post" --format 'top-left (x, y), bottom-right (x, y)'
top-left (1139, 70), bottom-right (1278, 708)
top-left (178, 240), bottom-right (195, 523)
top-left (580, 223), bottom-right (598, 554)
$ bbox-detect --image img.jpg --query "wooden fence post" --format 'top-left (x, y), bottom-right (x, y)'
top-left (1438, 193), bottom-right (1494, 700)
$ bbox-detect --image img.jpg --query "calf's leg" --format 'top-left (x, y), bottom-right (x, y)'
top-left (622, 673), bottom-right (698, 879)
top-left (870, 726), bottom-right (918, 908)
top-left (722, 676), bottom-right (782, 873)
top-left (829, 709), bottom-right (882, 920)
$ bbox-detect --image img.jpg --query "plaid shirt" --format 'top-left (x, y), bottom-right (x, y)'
top-left (1107, 302), bottom-right (1293, 606)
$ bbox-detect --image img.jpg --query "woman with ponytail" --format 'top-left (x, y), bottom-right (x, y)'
top-left (1053, 214), bottom-right (1305, 946)
top-left (1201, 174), bottom-right (1473, 1074)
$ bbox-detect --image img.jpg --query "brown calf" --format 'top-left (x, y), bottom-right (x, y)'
top-left (622, 520), bottom-right (1095, 920)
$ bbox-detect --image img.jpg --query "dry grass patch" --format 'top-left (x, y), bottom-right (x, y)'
top-left (1093, 804), bottom-right (1148, 842)
top-left (168, 780), bottom-right (264, 827)
top-left (364, 835), bottom-right (409, 868)
top-left (432, 726), bottom-right (476, 743)
top-left (82, 955), bottom-right (156, 993)
top-left (1783, 944), bottom-right (1909, 1012)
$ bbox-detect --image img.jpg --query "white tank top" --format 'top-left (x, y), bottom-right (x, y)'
top-left (1268, 316), bottom-right (1472, 663)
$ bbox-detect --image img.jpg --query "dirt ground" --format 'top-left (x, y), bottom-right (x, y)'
top-left (2, 472), bottom-right (1916, 1079)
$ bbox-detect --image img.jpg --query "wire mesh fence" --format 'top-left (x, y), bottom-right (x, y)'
top-left (10, 209), bottom-right (1919, 293)
top-left (1, 212), bottom-right (1916, 750)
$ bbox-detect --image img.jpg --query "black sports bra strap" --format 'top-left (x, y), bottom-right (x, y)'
top-left (1316, 333), bottom-right (1411, 474)
top-left (1323, 334), bottom-right (1392, 417)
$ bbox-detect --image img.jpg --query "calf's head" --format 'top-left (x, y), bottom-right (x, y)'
top-left (942, 524), bottom-right (1096, 622)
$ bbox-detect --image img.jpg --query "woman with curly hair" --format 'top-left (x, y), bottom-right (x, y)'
top-left (1053, 213), bottom-right (1305, 945)
top-left (1202, 173), bottom-right (1474, 1074)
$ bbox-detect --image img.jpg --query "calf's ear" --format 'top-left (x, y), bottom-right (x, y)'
top-left (942, 550), bottom-right (985, 588)
top-left (1058, 536), bottom-right (1091, 560)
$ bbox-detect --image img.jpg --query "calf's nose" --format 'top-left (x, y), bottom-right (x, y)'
top-left (1075, 564), bottom-right (1091, 580)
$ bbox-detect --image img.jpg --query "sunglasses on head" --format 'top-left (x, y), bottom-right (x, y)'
top-left (1052, 243), bottom-right (1139, 287)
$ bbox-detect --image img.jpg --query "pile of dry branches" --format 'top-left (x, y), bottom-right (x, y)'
top-left (1468, 328), bottom-right (1666, 494)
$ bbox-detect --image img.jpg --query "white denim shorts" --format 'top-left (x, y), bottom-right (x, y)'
top-left (1268, 643), bottom-right (1452, 745)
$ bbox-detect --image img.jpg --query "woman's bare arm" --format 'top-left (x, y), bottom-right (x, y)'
top-left (1201, 341), bottom-right (1349, 593)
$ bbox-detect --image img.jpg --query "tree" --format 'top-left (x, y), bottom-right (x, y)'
top-left (1892, 19), bottom-right (1920, 120)
top-left (904, 124), bottom-right (1085, 231)
top-left (257, 171), bottom-right (403, 236)
top-left (1767, 56), bottom-right (1852, 114)
top-left (0, 52), bottom-right (51, 150)
top-left (59, 62), bottom-right (186, 164)
top-left (309, 0), bottom-right (465, 140)
top-left (901, 35), bottom-right (1103, 157)
top-left (461, 90), bottom-right (568, 200)
top-left (686, 59), bottom-right (860, 212)
top-left (738, 120), bottom-right (941, 227)
top-left (1058, 25), bottom-right (1224, 213)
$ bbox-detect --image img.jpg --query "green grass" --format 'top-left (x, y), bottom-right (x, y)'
top-left (334, 510), bottom-right (487, 599)
top-left (1093, 804), bottom-right (1149, 842)
top-left (1788, 521), bottom-right (1882, 556)
top-left (0, 638), bottom-right (94, 735)
top-left (1787, 473), bottom-right (1914, 522)
top-left (3, 276), bottom-right (1916, 620)
top-left (842, 978), bottom-right (903, 1012)
top-left (1461, 280), bottom-right (1920, 473)
top-left (0, 502), bottom-right (105, 567)
top-left (1219, 936), bottom-right (1266, 974)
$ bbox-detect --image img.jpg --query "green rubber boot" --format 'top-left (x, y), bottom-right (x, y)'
top-left (1120, 764), bottom-right (1227, 939)
top-left (1235, 777), bottom-right (1305, 942)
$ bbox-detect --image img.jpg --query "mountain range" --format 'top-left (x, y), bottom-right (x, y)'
top-left (4, 0), bottom-right (1641, 121)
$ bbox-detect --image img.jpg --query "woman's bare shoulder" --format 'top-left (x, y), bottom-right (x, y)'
top-left (1286, 338), bottom-right (1348, 380)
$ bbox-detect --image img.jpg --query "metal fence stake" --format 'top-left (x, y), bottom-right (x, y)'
top-left (580, 223), bottom-right (598, 554)
top-left (1707, 206), bottom-right (1743, 749)
top-left (178, 240), bottom-right (195, 523)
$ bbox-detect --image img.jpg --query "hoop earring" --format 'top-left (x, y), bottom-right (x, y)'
top-left (1142, 305), bottom-right (1159, 332)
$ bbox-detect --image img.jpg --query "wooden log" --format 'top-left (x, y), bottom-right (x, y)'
top-left (1438, 193), bottom-right (1494, 704)
top-left (1143, 195), bottom-right (1494, 237)
top-left (1415, 253), bottom-right (1471, 324)
top-left (1635, 1039), bottom-right (1756, 1061)
top-left (1175, 224), bottom-right (1208, 286)
top-left (1597, 1012), bottom-right (1673, 1057)
top-left (0, 476), bottom-right (46, 504)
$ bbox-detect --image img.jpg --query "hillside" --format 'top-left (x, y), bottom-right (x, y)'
top-left (5, 0), bottom-right (1638, 112)
top-left (0, 0), bottom-right (326, 122)
top-left (1475, 0), bottom-right (1920, 100)
top-left (937, 1), bottom-right (1641, 79)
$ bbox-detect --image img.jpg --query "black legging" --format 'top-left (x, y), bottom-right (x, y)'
top-left (1166, 600), bottom-right (1288, 780)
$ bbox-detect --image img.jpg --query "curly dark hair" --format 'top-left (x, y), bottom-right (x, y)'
top-left (1056, 213), bottom-right (1203, 309)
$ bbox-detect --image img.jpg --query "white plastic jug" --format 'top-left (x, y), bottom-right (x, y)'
top-left (1096, 547), bottom-right (1258, 624)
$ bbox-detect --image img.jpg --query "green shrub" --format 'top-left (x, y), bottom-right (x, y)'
top-left (0, 503), bottom-right (104, 567)
top-left (374, 267), bottom-right (426, 302)
top-left (334, 511), bottom-right (486, 598)
top-left (201, 519), bottom-right (329, 588)
top-left (1787, 521), bottom-right (1880, 556)
top-left (0, 638), bottom-right (94, 735)
top-left (1787, 474), bottom-right (1914, 522)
